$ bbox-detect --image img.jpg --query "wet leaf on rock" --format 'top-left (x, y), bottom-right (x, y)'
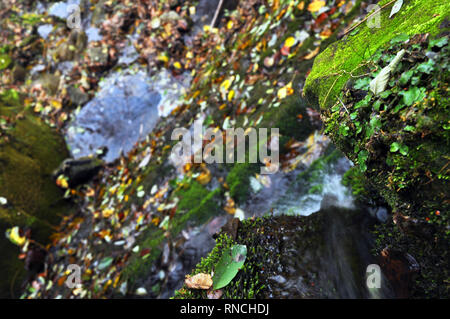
top-left (212, 244), bottom-right (247, 290)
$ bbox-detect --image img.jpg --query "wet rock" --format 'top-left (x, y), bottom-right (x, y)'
top-left (86, 45), bottom-right (109, 66)
top-left (53, 156), bottom-right (104, 188)
top-left (379, 248), bottom-right (420, 298)
top-left (65, 69), bottom-right (189, 162)
top-left (37, 24), bottom-right (53, 39)
top-left (48, 0), bottom-right (81, 20)
top-left (11, 64), bottom-right (26, 83)
top-left (24, 246), bottom-right (47, 283)
top-left (67, 85), bottom-right (89, 106)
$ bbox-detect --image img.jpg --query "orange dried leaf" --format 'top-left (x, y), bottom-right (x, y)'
top-left (185, 273), bottom-right (213, 290)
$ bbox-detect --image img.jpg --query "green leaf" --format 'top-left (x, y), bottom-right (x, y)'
top-left (399, 87), bottom-right (426, 106)
top-left (353, 77), bottom-right (371, 90)
top-left (390, 142), bottom-right (400, 152)
top-left (429, 37), bottom-right (448, 48)
top-left (0, 54), bottom-right (11, 70)
top-left (213, 244), bottom-right (247, 290)
top-left (399, 144), bottom-right (409, 156)
top-left (390, 33), bottom-right (409, 44)
top-left (399, 70), bottom-right (414, 86)
top-left (358, 150), bottom-right (369, 172)
top-left (339, 125), bottom-right (350, 136)
top-left (98, 257), bottom-right (113, 270)
top-left (417, 60), bottom-right (435, 74)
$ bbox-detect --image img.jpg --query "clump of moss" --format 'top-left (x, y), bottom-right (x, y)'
top-left (226, 163), bottom-right (259, 204)
top-left (174, 216), bottom-right (281, 299)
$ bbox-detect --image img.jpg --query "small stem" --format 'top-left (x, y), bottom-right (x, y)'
top-left (210, 0), bottom-right (225, 29)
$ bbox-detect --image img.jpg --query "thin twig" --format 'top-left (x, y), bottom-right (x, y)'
top-left (210, 0), bottom-right (225, 29)
top-left (343, 0), bottom-right (397, 36)
top-left (337, 97), bottom-right (350, 115)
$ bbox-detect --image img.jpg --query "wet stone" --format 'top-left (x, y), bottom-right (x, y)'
top-left (65, 70), bottom-right (161, 162)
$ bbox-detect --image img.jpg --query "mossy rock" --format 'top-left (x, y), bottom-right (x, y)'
top-left (304, 0), bottom-right (450, 110)
top-left (0, 100), bottom-right (72, 298)
top-left (304, 3), bottom-right (450, 296)
top-left (174, 207), bottom-right (383, 299)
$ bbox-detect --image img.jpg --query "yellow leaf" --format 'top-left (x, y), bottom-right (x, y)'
top-left (278, 83), bottom-right (294, 99)
top-left (6, 226), bottom-right (26, 246)
top-left (297, 1), bottom-right (305, 10)
top-left (102, 208), bottom-right (114, 218)
top-left (308, 0), bottom-right (326, 12)
top-left (173, 61), bottom-right (182, 69)
top-left (50, 99), bottom-right (62, 109)
top-left (284, 36), bottom-right (296, 48)
top-left (227, 20), bottom-right (234, 29)
top-left (56, 175), bottom-right (69, 189)
top-left (157, 54), bottom-right (169, 63)
top-left (220, 76), bottom-right (234, 92)
top-left (197, 167), bottom-right (212, 185)
top-left (278, 87), bottom-right (287, 99)
top-left (227, 89), bottom-right (235, 101)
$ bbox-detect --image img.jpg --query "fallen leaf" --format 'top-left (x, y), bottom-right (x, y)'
top-left (389, 0), bottom-right (404, 19)
top-left (308, 0), bottom-right (326, 13)
top-left (185, 273), bottom-right (213, 290)
top-left (370, 49), bottom-right (405, 95)
top-left (5, 226), bottom-right (26, 246)
top-left (213, 244), bottom-right (247, 289)
top-left (284, 36), bottom-right (296, 48)
top-left (303, 46), bottom-right (320, 60)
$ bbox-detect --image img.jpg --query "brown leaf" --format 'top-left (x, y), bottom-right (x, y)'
top-left (185, 273), bottom-right (213, 290)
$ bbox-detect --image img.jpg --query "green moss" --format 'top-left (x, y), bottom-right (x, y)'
top-left (174, 217), bottom-right (276, 299)
top-left (304, 0), bottom-right (450, 110)
top-left (0, 102), bottom-right (72, 298)
top-left (226, 163), bottom-right (259, 203)
top-left (172, 184), bottom-right (223, 234)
